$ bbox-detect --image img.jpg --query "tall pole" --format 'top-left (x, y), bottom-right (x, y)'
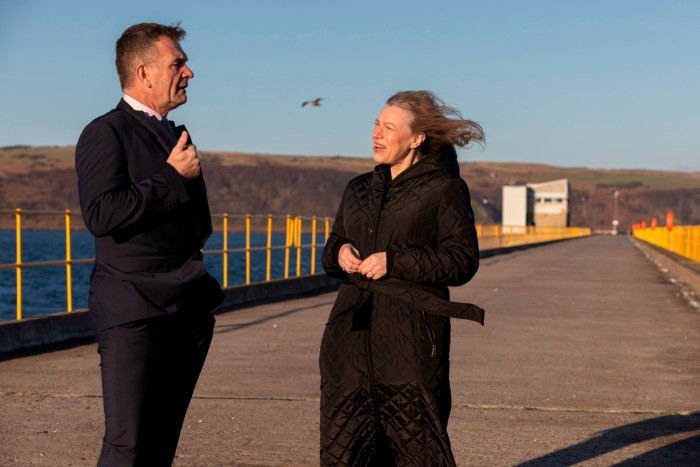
top-left (612, 190), bottom-right (619, 235)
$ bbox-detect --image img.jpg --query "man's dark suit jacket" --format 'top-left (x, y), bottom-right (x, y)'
top-left (76, 99), bottom-right (223, 331)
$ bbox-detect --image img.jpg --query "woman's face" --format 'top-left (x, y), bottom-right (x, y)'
top-left (372, 105), bottom-right (424, 173)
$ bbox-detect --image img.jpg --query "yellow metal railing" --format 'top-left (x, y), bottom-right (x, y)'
top-left (202, 213), bottom-right (332, 288)
top-left (0, 209), bottom-right (95, 321)
top-left (0, 210), bottom-right (331, 321)
top-left (1, 209), bottom-right (591, 321)
top-left (633, 225), bottom-right (700, 262)
top-left (477, 225), bottom-right (591, 251)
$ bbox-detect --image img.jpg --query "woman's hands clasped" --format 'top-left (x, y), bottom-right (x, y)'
top-left (338, 243), bottom-right (362, 274)
top-left (338, 243), bottom-right (387, 280)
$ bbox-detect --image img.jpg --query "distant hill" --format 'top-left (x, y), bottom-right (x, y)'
top-left (0, 145), bottom-right (698, 230)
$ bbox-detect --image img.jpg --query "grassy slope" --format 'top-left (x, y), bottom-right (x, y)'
top-left (0, 146), bottom-right (698, 229)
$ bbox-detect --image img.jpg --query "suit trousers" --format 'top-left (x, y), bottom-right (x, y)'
top-left (95, 310), bottom-right (215, 467)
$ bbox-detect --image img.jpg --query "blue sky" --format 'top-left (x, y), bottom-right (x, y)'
top-left (0, 0), bottom-right (698, 171)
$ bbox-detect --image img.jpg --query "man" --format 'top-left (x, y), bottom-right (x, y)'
top-left (75, 23), bottom-right (223, 466)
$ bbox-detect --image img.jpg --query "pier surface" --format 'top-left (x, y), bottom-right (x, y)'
top-left (1, 235), bottom-right (699, 466)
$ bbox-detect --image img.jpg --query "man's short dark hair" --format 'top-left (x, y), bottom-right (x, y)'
top-left (116, 22), bottom-right (186, 89)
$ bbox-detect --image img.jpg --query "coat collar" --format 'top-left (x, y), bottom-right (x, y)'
top-left (116, 99), bottom-right (190, 152)
top-left (366, 145), bottom-right (461, 232)
top-left (372, 144), bottom-right (461, 187)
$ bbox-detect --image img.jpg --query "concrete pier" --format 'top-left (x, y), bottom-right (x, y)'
top-left (0, 235), bottom-right (698, 466)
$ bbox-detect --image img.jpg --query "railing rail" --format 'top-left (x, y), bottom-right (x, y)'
top-left (1, 209), bottom-right (591, 321)
top-left (477, 225), bottom-right (591, 251)
top-left (632, 225), bottom-right (700, 262)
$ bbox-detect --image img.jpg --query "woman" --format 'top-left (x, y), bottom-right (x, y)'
top-left (320, 90), bottom-right (485, 466)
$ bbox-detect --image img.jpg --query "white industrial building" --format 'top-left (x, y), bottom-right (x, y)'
top-left (502, 179), bottom-right (570, 228)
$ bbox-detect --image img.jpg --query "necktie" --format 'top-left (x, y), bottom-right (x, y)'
top-left (160, 117), bottom-right (178, 141)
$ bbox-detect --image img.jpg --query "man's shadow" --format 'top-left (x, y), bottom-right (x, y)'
top-left (516, 412), bottom-right (700, 466)
top-left (213, 300), bottom-right (334, 334)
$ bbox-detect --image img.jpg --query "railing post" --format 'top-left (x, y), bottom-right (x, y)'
top-left (296, 216), bottom-right (302, 277)
top-left (311, 216), bottom-right (317, 275)
top-left (222, 213), bottom-right (229, 288)
top-left (65, 210), bottom-right (73, 312)
top-left (325, 217), bottom-right (330, 241)
top-left (245, 214), bottom-right (251, 285)
top-left (15, 208), bottom-right (22, 321)
top-left (284, 215), bottom-right (291, 279)
top-left (664, 227), bottom-right (671, 254)
top-left (266, 214), bottom-right (272, 282)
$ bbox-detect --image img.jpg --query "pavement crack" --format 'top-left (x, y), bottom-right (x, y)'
top-left (193, 395), bottom-right (321, 402)
top-left (452, 403), bottom-right (692, 416)
top-left (0, 392), bottom-right (321, 403)
top-left (0, 391), bottom-right (102, 399)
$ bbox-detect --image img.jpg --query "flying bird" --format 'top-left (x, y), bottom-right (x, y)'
top-left (302, 97), bottom-right (324, 108)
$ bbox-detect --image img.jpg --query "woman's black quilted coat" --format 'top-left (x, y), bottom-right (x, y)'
top-left (320, 147), bottom-right (483, 466)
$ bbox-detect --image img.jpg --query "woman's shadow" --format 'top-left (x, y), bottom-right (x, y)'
top-left (516, 412), bottom-right (700, 466)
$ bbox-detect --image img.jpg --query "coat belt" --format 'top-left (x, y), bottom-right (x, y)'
top-left (336, 276), bottom-right (485, 325)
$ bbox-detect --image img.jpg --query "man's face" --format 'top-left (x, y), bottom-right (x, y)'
top-left (146, 36), bottom-right (194, 116)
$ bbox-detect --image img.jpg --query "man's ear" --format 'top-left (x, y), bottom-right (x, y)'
top-left (135, 63), bottom-right (151, 88)
top-left (410, 132), bottom-right (426, 149)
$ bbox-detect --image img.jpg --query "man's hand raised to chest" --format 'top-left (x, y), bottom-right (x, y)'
top-left (167, 131), bottom-right (200, 180)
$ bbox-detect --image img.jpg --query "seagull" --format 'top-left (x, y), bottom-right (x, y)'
top-left (302, 97), bottom-right (324, 108)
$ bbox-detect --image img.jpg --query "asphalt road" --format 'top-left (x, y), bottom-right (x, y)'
top-left (1, 235), bottom-right (698, 466)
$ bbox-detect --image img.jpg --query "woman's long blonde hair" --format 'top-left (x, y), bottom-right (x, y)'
top-left (386, 90), bottom-right (484, 156)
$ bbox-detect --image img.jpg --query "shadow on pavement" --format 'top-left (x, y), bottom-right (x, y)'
top-left (213, 300), bottom-right (334, 334)
top-left (516, 412), bottom-right (700, 467)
